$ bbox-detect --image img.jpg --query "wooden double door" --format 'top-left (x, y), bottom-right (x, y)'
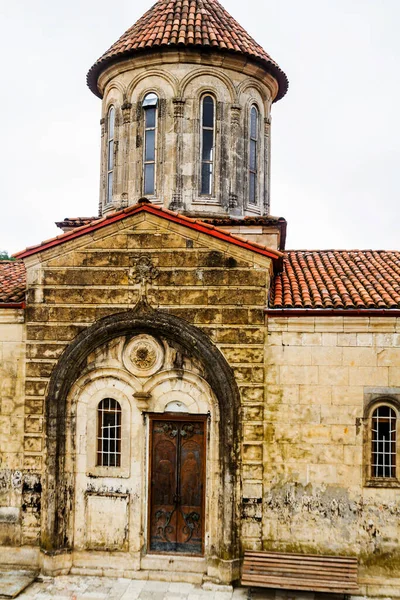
top-left (148, 414), bottom-right (206, 555)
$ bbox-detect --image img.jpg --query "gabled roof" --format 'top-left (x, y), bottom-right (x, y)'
top-left (87, 0), bottom-right (288, 101)
top-left (270, 250), bottom-right (400, 311)
top-left (0, 261), bottom-right (26, 305)
top-left (14, 201), bottom-right (283, 263)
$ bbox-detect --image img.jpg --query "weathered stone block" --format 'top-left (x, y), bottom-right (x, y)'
top-left (24, 437), bottom-right (42, 453)
top-left (343, 347), bottom-right (377, 367)
top-left (318, 366), bottom-right (349, 386)
top-left (349, 366), bottom-right (389, 387)
top-left (243, 424), bottom-right (264, 442)
top-left (243, 444), bottom-right (263, 462)
top-left (279, 366), bottom-right (318, 385)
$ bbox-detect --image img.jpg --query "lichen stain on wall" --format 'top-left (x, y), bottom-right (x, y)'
top-left (264, 481), bottom-right (400, 560)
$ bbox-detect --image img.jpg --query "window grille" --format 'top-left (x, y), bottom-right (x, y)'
top-left (200, 95), bottom-right (215, 195)
top-left (142, 93), bottom-right (158, 196)
top-left (106, 106), bottom-right (115, 204)
top-left (249, 106), bottom-right (259, 204)
top-left (372, 406), bottom-right (396, 478)
top-left (97, 398), bottom-right (122, 467)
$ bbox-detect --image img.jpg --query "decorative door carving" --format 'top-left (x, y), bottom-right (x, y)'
top-left (149, 415), bottom-right (206, 555)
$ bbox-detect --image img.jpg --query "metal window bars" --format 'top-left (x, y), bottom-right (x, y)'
top-left (372, 406), bottom-right (396, 478)
top-left (97, 398), bottom-right (122, 467)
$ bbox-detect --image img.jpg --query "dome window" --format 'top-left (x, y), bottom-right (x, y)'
top-left (106, 106), bottom-right (115, 204)
top-left (249, 106), bottom-right (259, 204)
top-left (142, 93), bottom-right (159, 196)
top-left (200, 95), bottom-right (215, 196)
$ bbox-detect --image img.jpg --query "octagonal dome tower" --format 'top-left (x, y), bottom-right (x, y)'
top-left (88, 0), bottom-right (288, 219)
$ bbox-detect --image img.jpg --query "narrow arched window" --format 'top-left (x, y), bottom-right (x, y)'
top-left (372, 406), bottom-right (396, 478)
top-left (106, 106), bottom-right (115, 204)
top-left (97, 398), bottom-right (121, 467)
top-left (142, 93), bottom-right (158, 196)
top-left (201, 95), bottom-right (215, 196)
top-left (249, 106), bottom-right (259, 204)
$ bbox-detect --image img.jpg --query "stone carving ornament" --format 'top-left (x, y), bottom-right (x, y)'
top-left (123, 334), bottom-right (164, 377)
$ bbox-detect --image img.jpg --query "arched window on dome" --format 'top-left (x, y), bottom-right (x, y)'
top-left (97, 398), bottom-right (122, 467)
top-left (106, 106), bottom-right (115, 204)
top-left (249, 105), bottom-right (259, 204)
top-left (200, 95), bottom-right (215, 196)
top-left (142, 93), bottom-right (158, 196)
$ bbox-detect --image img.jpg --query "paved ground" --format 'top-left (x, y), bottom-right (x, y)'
top-left (12, 576), bottom-right (373, 600)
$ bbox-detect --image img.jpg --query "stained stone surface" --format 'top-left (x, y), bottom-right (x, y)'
top-left (0, 570), bottom-right (37, 599)
top-left (11, 576), bottom-right (375, 600)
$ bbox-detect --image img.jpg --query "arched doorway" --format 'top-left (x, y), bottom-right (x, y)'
top-left (43, 301), bottom-right (241, 582)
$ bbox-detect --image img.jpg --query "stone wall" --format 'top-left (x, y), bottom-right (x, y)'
top-left (18, 211), bottom-right (272, 577)
top-left (266, 315), bottom-right (400, 593)
top-left (0, 309), bottom-right (26, 546)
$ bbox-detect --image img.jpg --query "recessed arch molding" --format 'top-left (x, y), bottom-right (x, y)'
top-left (43, 301), bottom-right (241, 562)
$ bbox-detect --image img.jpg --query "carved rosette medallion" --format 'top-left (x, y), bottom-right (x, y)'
top-left (123, 334), bottom-right (164, 377)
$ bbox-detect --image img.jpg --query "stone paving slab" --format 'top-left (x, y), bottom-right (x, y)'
top-left (13, 576), bottom-right (377, 600)
top-left (0, 570), bottom-right (38, 599)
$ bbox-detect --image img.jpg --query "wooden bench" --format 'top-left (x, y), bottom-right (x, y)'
top-left (241, 551), bottom-right (359, 595)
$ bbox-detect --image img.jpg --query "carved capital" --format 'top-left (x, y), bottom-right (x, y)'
top-left (121, 102), bottom-right (132, 124)
top-left (100, 118), bottom-right (105, 137)
top-left (230, 105), bottom-right (242, 127)
top-left (173, 98), bottom-right (186, 118)
top-left (133, 391), bottom-right (152, 410)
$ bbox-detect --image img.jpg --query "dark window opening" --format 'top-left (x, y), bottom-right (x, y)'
top-left (97, 398), bottom-right (122, 467)
top-left (372, 406), bottom-right (396, 478)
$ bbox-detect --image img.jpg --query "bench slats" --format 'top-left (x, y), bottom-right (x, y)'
top-left (241, 551), bottom-right (359, 594)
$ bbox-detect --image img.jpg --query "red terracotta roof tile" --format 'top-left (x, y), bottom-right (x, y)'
top-left (270, 251), bottom-right (400, 310)
top-left (0, 261), bottom-right (26, 304)
top-left (87, 0), bottom-right (288, 101)
top-left (55, 217), bottom-right (97, 232)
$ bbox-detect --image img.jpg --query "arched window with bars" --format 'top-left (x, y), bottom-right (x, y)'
top-left (371, 405), bottom-right (397, 479)
top-left (249, 105), bottom-right (259, 204)
top-left (97, 398), bottom-right (122, 467)
top-left (200, 95), bottom-right (215, 196)
top-left (106, 106), bottom-right (115, 204)
top-left (142, 93), bottom-right (158, 196)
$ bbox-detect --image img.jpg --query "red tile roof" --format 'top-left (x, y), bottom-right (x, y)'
top-left (55, 217), bottom-right (97, 232)
top-left (0, 261), bottom-right (26, 304)
top-left (14, 201), bottom-right (283, 263)
top-left (87, 0), bottom-right (288, 101)
top-left (270, 251), bottom-right (400, 310)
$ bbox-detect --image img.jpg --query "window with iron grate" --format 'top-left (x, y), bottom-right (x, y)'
top-left (371, 405), bottom-right (396, 479)
top-left (97, 398), bottom-right (122, 467)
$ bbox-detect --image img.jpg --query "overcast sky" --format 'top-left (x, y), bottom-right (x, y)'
top-left (0, 0), bottom-right (399, 254)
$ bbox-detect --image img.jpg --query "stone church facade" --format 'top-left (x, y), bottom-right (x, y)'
top-left (0, 0), bottom-right (399, 597)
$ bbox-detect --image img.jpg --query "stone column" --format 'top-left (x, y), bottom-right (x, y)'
top-left (120, 102), bottom-right (132, 208)
top-left (264, 116), bottom-right (271, 215)
top-left (99, 117), bottom-right (106, 215)
top-left (229, 105), bottom-right (242, 215)
top-left (171, 98), bottom-right (185, 210)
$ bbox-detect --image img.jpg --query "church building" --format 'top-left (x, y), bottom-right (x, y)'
top-left (0, 0), bottom-right (399, 596)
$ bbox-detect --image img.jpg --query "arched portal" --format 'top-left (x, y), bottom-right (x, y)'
top-left (43, 300), bottom-right (241, 579)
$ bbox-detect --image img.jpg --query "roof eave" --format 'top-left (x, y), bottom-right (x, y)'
top-left (13, 203), bottom-right (283, 264)
top-left (87, 46), bottom-right (289, 102)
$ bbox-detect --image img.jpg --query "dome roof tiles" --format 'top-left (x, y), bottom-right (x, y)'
top-left (87, 0), bottom-right (288, 101)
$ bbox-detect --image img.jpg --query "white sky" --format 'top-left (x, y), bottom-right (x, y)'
top-left (0, 0), bottom-right (399, 254)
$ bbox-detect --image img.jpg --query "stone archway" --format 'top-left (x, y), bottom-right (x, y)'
top-left (43, 300), bottom-right (241, 576)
